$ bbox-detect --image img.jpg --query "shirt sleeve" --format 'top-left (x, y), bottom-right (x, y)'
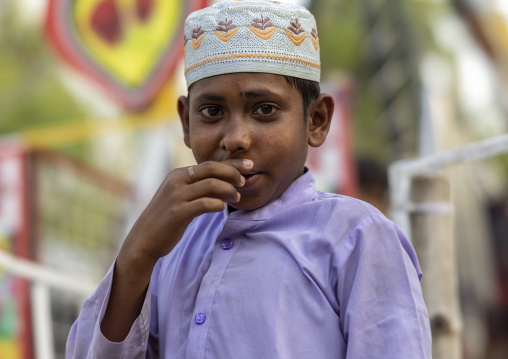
top-left (336, 212), bottom-right (432, 359)
top-left (66, 260), bottom-right (160, 358)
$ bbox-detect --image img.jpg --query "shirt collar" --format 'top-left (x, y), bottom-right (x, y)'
top-left (223, 168), bottom-right (317, 222)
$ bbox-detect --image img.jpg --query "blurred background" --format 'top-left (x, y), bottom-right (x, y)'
top-left (0, 0), bottom-right (507, 358)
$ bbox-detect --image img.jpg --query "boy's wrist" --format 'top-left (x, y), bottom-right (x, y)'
top-left (100, 249), bottom-right (154, 343)
top-left (116, 246), bottom-right (158, 288)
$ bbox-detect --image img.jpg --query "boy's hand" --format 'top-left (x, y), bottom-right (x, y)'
top-left (120, 159), bottom-right (253, 268)
top-left (102, 159), bottom-right (253, 342)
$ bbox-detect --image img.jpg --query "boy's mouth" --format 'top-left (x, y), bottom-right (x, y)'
top-left (240, 171), bottom-right (262, 186)
top-left (241, 170), bottom-right (260, 178)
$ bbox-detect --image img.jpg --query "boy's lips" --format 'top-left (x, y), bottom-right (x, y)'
top-left (239, 171), bottom-right (263, 188)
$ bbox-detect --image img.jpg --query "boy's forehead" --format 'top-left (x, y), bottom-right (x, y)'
top-left (188, 73), bottom-right (294, 100)
top-left (183, 0), bottom-right (320, 88)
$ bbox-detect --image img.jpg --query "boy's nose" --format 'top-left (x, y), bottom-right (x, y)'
top-left (220, 117), bottom-right (252, 153)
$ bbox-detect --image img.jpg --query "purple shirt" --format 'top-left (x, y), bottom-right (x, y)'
top-left (66, 171), bottom-right (431, 358)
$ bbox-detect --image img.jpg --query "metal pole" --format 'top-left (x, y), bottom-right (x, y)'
top-left (410, 176), bottom-right (461, 359)
top-left (31, 283), bottom-right (55, 359)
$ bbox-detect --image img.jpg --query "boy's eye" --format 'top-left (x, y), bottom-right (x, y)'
top-left (254, 105), bottom-right (276, 116)
top-left (200, 106), bottom-right (222, 117)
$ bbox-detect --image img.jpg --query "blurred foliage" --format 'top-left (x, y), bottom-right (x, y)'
top-left (313, 0), bottom-right (387, 162)
top-left (312, 0), bottom-right (460, 163)
top-left (0, 2), bottom-right (87, 135)
top-left (313, 0), bottom-right (421, 163)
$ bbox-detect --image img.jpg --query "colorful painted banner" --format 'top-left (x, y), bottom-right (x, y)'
top-left (46, 0), bottom-right (207, 111)
top-left (0, 144), bottom-right (32, 359)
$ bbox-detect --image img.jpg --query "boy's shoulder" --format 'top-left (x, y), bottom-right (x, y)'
top-left (300, 190), bottom-right (401, 239)
top-left (312, 190), bottom-right (386, 222)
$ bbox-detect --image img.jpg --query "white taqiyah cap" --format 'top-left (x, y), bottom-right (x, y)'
top-left (183, 0), bottom-right (320, 87)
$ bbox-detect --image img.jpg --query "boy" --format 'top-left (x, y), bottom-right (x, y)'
top-left (67, 1), bottom-right (431, 358)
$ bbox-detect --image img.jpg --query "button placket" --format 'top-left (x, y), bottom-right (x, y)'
top-left (185, 224), bottom-right (241, 358)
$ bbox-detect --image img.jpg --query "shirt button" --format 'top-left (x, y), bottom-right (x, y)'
top-left (194, 313), bottom-right (206, 325)
top-left (221, 238), bottom-right (233, 250)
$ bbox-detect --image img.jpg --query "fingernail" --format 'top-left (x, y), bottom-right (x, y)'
top-left (236, 192), bottom-right (241, 202)
top-left (239, 176), bottom-right (245, 187)
top-left (243, 159), bottom-right (253, 167)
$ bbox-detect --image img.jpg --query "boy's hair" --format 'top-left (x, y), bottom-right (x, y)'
top-left (284, 76), bottom-right (320, 118)
top-left (188, 75), bottom-right (320, 119)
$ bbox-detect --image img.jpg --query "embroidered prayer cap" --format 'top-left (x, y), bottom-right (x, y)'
top-left (183, 0), bottom-right (320, 87)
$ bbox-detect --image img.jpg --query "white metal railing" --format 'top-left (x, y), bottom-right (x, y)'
top-left (389, 133), bottom-right (508, 238)
top-left (0, 249), bottom-right (98, 359)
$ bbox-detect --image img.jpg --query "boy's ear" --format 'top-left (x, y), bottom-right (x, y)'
top-left (307, 93), bottom-right (334, 147)
top-left (177, 95), bottom-right (191, 149)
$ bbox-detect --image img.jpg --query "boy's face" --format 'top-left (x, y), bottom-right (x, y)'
top-left (179, 73), bottom-right (312, 211)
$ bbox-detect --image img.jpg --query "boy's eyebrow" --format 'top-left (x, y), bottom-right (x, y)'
top-left (243, 90), bottom-right (281, 98)
top-left (193, 89), bottom-right (282, 102)
top-left (194, 93), bottom-right (225, 101)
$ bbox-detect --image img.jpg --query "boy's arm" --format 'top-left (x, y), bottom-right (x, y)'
top-left (66, 261), bottom-right (158, 358)
top-left (67, 160), bottom-right (251, 354)
top-left (337, 213), bottom-right (431, 359)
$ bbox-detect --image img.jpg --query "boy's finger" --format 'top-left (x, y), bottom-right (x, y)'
top-left (182, 197), bottom-right (227, 217)
top-left (191, 160), bottom-right (253, 187)
top-left (184, 178), bottom-right (241, 204)
top-left (220, 158), bottom-right (254, 171)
